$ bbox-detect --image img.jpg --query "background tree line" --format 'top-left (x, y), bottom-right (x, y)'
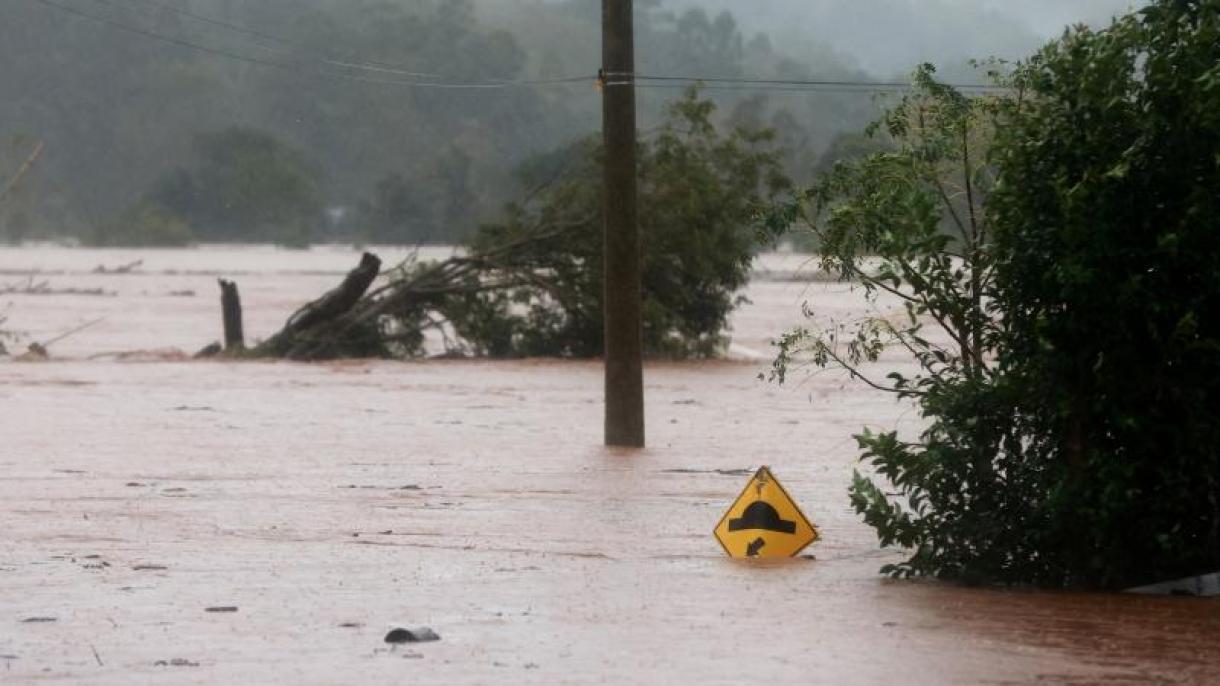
top-left (0, 0), bottom-right (888, 246)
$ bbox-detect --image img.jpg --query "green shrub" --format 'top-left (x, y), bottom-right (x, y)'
top-left (768, 0), bottom-right (1220, 588)
top-left (986, 0), bottom-right (1220, 587)
top-left (149, 128), bottom-right (320, 245)
top-left (762, 64), bottom-right (1021, 583)
top-left (90, 202), bottom-right (193, 247)
top-left (444, 88), bottom-right (789, 358)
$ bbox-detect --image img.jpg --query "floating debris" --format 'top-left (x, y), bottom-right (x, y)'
top-left (93, 259), bottom-right (143, 274)
top-left (661, 467), bottom-right (753, 476)
top-left (154, 658), bottom-right (199, 667)
top-left (384, 626), bottom-right (440, 644)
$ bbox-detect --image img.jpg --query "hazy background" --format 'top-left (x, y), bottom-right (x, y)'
top-left (666, 1), bottom-right (1147, 73)
top-left (1, 0), bottom-right (1148, 246)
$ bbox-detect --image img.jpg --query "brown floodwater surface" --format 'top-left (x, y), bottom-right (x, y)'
top-left (1, 246), bottom-right (1216, 684)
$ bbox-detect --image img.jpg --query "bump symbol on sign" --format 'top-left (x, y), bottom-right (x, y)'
top-left (714, 466), bottom-right (819, 559)
top-left (728, 501), bottom-right (797, 534)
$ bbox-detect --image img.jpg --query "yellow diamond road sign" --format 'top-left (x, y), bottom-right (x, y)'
top-left (714, 466), bottom-right (819, 559)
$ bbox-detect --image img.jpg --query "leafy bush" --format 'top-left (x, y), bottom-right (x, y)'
top-left (149, 127), bottom-right (320, 246)
top-left (90, 201), bottom-right (194, 247)
top-left (769, 0), bottom-right (1220, 588)
top-left (440, 88), bottom-right (789, 358)
top-left (985, 0), bottom-right (1220, 587)
top-left (761, 65), bottom-right (1019, 583)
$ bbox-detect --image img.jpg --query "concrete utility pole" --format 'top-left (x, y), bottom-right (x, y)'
top-left (601, 0), bottom-right (644, 447)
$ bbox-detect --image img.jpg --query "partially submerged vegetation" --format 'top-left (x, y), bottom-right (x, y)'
top-left (3, 0), bottom-right (1214, 595)
top-left (768, 0), bottom-right (1220, 588)
top-left (214, 91), bottom-right (786, 360)
top-left (762, 63), bottom-right (1007, 582)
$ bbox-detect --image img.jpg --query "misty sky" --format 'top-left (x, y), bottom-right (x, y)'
top-left (664, 0), bottom-right (1149, 75)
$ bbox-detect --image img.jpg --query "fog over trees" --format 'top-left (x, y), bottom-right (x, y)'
top-left (666, 0), bottom-right (1149, 74)
top-left (0, 0), bottom-right (1142, 245)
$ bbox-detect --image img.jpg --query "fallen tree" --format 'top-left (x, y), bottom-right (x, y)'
top-left (208, 223), bottom-right (582, 361)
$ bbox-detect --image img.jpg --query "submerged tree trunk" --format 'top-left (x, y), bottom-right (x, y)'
top-left (255, 252), bottom-right (383, 360)
top-left (218, 279), bottom-right (244, 351)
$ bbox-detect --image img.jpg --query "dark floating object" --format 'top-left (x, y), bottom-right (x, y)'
top-left (155, 658), bottom-right (200, 667)
top-left (23, 343), bottom-right (48, 360)
top-left (195, 342), bottom-right (222, 358)
top-left (661, 467), bottom-right (752, 476)
top-left (21, 617), bottom-right (57, 623)
top-left (205, 606), bottom-right (238, 613)
top-left (384, 626), bottom-right (440, 644)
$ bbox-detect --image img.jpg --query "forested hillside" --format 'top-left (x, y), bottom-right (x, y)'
top-left (0, 0), bottom-right (998, 245)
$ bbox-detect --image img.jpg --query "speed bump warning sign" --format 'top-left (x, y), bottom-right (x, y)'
top-left (714, 466), bottom-right (819, 558)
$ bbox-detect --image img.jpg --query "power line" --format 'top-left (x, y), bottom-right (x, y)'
top-left (605, 72), bottom-right (1010, 93)
top-left (608, 81), bottom-right (1008, 95)
top-left (29, 0), bottom-right (594, 90)
top-left (27, 0), bottom-right (1012, 96)
top-left (105, 0), bottom-right (589, 85)
top-left (106, 0), bottom-right (444, 79)
top-left (622, 83), bottom-right (919, 94)
top-left (34, 0), bottom-right (298, 74)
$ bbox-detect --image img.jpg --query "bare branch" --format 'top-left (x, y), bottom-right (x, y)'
top-left (0, 141), bottom-right (43, 203)
top-left (820, 344), bottom-right (922, 397)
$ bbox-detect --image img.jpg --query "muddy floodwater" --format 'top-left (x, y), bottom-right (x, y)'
top-left (1, 245), bottom-right (1217, 684)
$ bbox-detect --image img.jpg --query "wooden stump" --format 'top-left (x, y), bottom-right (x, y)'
top-left (218, 279), bottom-right (244, 351)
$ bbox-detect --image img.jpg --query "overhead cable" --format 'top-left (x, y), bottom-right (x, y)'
top-left (106, 0), bottom-right (590, 85)
top-left (603, 72), bottom-right (1010, 93)
top-left (30, 0), bottom-right (592, 90)
top-left (26, 0), bottom-right (1014, 96)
